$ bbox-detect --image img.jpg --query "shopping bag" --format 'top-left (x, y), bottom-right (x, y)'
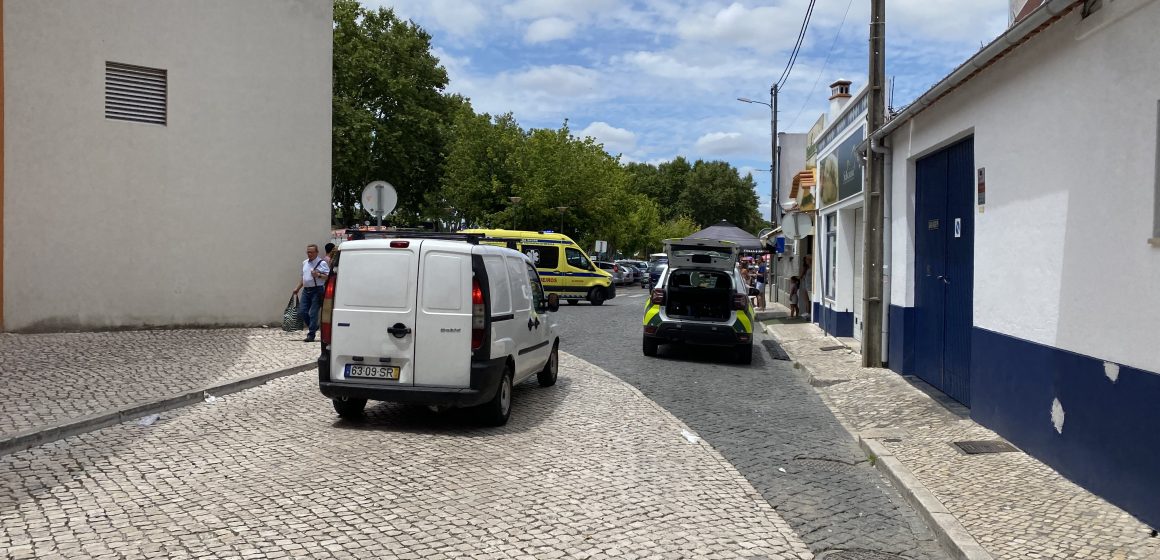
top-left (282, 294), bottom-right (304, 331)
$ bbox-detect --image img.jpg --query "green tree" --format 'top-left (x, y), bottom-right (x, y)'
top-left (332, 0), bottom-right (451, 226)
top-left (677, 160), bottom-right (763, 232)
top-left (441, 106), bottom-right (526, 228)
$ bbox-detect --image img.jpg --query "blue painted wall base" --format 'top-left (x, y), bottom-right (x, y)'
top-left (818, 305), bottom-right (853, 338)
top-left (887, 305), bottom-right (915, 375)
top-left (971, 327), bottom-right (1160, 530)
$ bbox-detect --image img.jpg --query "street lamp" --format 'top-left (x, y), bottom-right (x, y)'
top-left (508, 196), bottom-right (522, 229)
top-left (738, 84), bottom-right (780, 228)
top-left (555, 206), bottom-right (569, 232)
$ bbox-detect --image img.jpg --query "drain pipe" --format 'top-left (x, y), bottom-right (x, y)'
top-left (871, 135), bottom-right (892, 366)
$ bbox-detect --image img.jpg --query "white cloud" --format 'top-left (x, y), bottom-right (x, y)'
top-left (509, 65), bottom-right (604, 97)
top-left (694, 132), bottom-right (752, 155)
top-left (525, 17), bottom-right (577, 43)
top-left (578, 122), bottom-right (638, 154)
top-left (675, 2), bottom-right (806, 54)
top-left (502, 0), bottom-right (620, 21)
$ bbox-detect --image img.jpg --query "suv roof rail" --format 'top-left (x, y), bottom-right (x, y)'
top-left (345, 228), bottom-right (482, 244)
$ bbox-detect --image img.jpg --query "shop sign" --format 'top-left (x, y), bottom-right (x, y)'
top-left (820, 128), bottom-right (865, 206)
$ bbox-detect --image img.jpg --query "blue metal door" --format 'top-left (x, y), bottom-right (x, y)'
top-left (913, 137), bottom-right (974, 406)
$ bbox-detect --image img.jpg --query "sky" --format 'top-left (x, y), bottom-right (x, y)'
top-left (367, 0), bottom-right (1012, 220)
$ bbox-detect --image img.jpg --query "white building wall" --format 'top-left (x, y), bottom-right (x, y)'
top-left (3, 0), bottom-right (332, 331)
top-left (886, 0), bottom-right (1160, 372)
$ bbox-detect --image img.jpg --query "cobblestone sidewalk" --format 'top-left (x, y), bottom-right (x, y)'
top-left (762, 309), bottom-right (1160, 560)
top-left (0, 354), bottom-right (812, 560)
top-left (0, 329), bottom-right (318, 439)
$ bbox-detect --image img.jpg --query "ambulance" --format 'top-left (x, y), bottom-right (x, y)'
top-left (460, 229), bottom-right (616, 306)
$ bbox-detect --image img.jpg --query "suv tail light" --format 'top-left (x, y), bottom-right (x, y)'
top-left (732, 293), bottom-right (748, 310)
top-left (471, 277), bottom-right (485, 350)
top-left (320, 270), bottom-right (338, 344)
top-left (650, 289), bottom-right (665, 305)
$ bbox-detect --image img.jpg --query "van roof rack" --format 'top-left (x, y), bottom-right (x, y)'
top-left (345, 228), bottom-right (482, 244)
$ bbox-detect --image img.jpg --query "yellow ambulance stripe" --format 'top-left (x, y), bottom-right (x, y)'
top-left (643, 305), bottom-right (661, 326)
top-left (736, 310), bottom-right (753, 333)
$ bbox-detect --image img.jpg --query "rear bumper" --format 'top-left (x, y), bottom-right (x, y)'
top-left (647, 321), bottom-right (748, 347)
top-left (318, 351), bottom-right (507, 408)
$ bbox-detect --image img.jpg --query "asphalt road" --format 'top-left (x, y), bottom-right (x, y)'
top-left (556, 286), bottom-right (949, 559)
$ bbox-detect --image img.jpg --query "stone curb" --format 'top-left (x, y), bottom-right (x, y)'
top-left (0, 361), bottom-right (315, 458)
top-left (759, 321), bottom-right (994, 560)
top-left (859, 437), bottom-right (994, 560)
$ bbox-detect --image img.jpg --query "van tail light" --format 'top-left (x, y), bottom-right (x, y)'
top-left (471, 277), bottom-right (485, 350)
top-left (650, 289), bottom-right (665, 305)
top-left (320, 270), bottom-right (338, 344)
top-left (732, 293), bottom-right (748, 310)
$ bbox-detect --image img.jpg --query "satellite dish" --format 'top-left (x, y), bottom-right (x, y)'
top-left (361, 181), bottom-right (398, 216)
top-left (782, 213), bottom-right (814, 240)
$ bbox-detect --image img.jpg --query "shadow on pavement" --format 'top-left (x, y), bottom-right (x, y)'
top-left (328, 376), bottom-right (574, 436)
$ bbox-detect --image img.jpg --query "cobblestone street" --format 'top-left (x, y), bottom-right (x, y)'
top-left (0, 329), bottom-right (317, 438)
top-left (558, 290), bottom-right (948, 559)
top-left (0, 350), bottom-right (811, 560)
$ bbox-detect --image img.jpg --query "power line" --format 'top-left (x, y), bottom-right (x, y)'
top-left (776, 0), bottom-right (818, 89)
top-left (787, 0), bottom-right (855, 130)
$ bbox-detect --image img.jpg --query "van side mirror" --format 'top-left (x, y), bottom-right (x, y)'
top-left (547, 293), bottom-right (560, 312)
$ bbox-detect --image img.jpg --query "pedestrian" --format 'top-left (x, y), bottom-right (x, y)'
top-left (292, 243), bottom-right (330, 342)
top-left (754, 270), bottom-right (766, 311)
top-left (323, 242), bottom-right (336, 266)
top-left (789, 276), bottom-right (800, 318)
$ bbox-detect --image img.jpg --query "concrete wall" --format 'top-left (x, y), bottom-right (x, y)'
top-left (3, 0), bottom-right (332, 331)
top-left (887, 0), bottom-right (1160, 373)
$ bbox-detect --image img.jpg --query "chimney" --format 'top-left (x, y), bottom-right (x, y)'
top-left (828, 79), bottom-right (853, 120)
top-left (1010, 0), bottom-right (1042, 25)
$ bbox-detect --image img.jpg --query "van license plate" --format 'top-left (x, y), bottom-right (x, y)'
top-left (346, 364), bottom-right (399, 380)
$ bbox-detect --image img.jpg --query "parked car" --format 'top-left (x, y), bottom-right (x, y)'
top-left (616, 260), bottom-right (644, 286)
top-left (642, 239), bottom-right (753, 364)
top-left (596, 261), bottom-right (628, 286)
top-left (318, 231), bottom-right (561, 426)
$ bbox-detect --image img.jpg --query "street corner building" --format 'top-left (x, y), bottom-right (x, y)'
top-left (878, 0), bottom-right (1160, 530)
top-left (0, 0), bottom-right (332, 332)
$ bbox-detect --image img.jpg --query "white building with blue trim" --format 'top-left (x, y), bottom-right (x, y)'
top-left (878, 0), bottom-right (1160, 529)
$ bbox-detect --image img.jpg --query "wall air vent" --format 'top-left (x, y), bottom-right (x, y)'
top-left (105, 62), bottom-right (167, 125)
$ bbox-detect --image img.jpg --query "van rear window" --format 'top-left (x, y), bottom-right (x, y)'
top-left (336, 250), bottom-right (413, 309)
top-left (522, 244), bottom-right (559, 269)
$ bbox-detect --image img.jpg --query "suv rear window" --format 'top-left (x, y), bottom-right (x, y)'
top-left (667, 269), bottom-right (731, 290)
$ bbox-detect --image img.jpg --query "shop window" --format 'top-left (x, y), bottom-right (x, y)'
top-left (825, 214), bottom-right (837, 300)
top-left (1153, 100), bottom-right (1160, 246)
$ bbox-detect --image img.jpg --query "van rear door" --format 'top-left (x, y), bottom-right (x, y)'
top-left (413, 241), bottom-right (473, 387)
top-left (329, 243), bottom-right (419, 385)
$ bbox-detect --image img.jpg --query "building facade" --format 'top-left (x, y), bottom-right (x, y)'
top-left (812, 81), bottom-right (870, 341)
top-left (1, 0), bottom-right (332, 331)
top-left (881, 0), bottom-right (1160, 528)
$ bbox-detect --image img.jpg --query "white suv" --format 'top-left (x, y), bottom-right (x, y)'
top-left (317, 232), bottom-right (561, 426)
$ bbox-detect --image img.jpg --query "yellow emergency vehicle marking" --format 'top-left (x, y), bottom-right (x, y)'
top-left (736, 310), bottom-right (753, 333)
top-left (643, 304), bottom-right (661, 326)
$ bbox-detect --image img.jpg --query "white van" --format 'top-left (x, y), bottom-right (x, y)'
top-left (317, 232), bottom-right (561, 426)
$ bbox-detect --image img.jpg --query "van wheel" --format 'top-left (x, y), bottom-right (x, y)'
top-left (588, 288), bottom-right (606, 306)
top-left (734, 343), bottom-right (753, 365)
top-left (643, 337), bottom-right (658, 357)
top-left (479, 366), bottom-right (513, 426)
top-left (332, 397), bottom-right (367, 419)
top-left (538, 343), bottom-right (559, 387)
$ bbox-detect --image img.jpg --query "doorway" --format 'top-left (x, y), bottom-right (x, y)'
top-left (913, 137), bottom-right (975, 406)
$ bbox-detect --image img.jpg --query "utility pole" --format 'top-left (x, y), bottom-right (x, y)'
top-left (862, 0), bottom-right (886, 367)
top-left (770, 83), bottom-right (779, 228)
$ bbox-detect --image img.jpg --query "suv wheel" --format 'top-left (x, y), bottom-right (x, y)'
top-left (537, 343), bottom-right (559, 387)
top-left (332, 397), bottom-right (367, 419)
top-left (479, 366), bottom-right (513, 426)
top-left (734, 343), bottom-right (753, 365)
top-left (643, 337), bottom-right (658, 357)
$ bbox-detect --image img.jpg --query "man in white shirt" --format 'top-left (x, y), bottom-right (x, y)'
top-left (292, 244), bottom-right (330, 342)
